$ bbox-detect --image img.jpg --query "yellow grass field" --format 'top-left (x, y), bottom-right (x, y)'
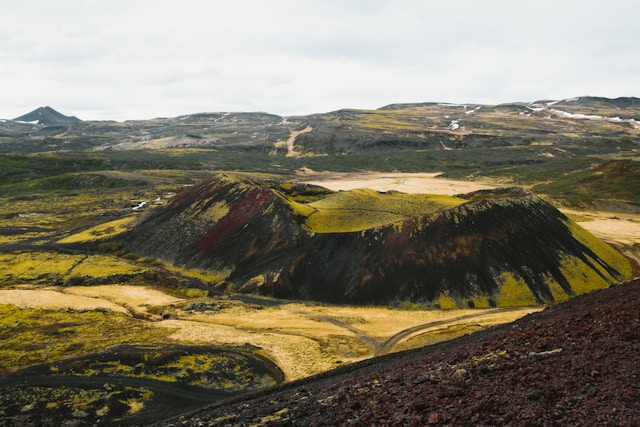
top-left (0, 284), bottom-right (540, 380)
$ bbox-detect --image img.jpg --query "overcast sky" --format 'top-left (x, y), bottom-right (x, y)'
top-left (2, 0), bottom-right (639, 121)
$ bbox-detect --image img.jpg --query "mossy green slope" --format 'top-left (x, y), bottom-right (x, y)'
top-left (295, 188), bottom-right (463, 233)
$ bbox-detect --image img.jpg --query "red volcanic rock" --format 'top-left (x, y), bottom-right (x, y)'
top-left (158, 279), bottom-right (640, 426)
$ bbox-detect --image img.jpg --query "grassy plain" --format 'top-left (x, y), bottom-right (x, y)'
top-left (0, 303), bottom-right (171, 371)
top-left (0, 283), bottom-right (540, 380)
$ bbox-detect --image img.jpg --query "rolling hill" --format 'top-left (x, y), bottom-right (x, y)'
top-left (3, 96), bottom-right (639, 155)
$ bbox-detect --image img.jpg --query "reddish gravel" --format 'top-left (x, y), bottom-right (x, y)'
top-left (158, 279), bottom-right (640, 426)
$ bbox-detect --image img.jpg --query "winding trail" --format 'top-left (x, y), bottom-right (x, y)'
top-left (283, 305), bottom-right (536, 357)
top-left (374, 307), bottom-right (532, 356)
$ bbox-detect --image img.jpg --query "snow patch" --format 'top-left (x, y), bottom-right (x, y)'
top-left (548, 109), bottom-right (640, 127)
top-left (131, 196), bottom-right (161, 211)
top-left (550, 109), bottom-right (604, 120)
top-left (448, 120), bottom-right (460, 131)
top-left (213, 113), bottom-right (230, 123)
top-left (465, 106), bottom-right (482, 115)
top-left (132, 201), bottom-right (147, 211)
top-left (546, 97), bottom-right (579, 106)
top-left (438, 103), bottom-right (466, 108)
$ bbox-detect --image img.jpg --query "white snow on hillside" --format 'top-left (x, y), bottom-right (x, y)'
top-left (465, 106), bottom-right (482, 115)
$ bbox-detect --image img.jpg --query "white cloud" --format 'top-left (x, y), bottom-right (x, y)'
top-left (1, 0), bottom-right (639, 120)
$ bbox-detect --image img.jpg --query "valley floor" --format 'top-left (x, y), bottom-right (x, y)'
top-left (0, 284), bottom-right (539, 381)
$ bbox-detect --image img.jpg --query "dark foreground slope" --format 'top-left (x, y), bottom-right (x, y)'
top-left (157, 279), bottom-right (640, 426)
top-left (120, 174), bottom-right (632, 306)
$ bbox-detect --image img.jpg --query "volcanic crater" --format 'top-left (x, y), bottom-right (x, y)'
top-left (119, 174), bottom-right (633, 307)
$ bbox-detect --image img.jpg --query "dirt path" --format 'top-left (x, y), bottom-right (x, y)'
top-left (275, 126), bottom-right (313, 157)
top-left (283, 306), bottom-right (381, 352)
top-left (374, 307), bottom-right (537, 356)
top-left (282, 304), bottom-right (539, 358)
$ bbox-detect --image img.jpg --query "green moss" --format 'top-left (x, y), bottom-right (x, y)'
top-left (301, 189), bottom-right (463, 233)
top-left (565, 220), bottom-right (634, 281)
top-left (58, 216), bottom-right (138, 243)
top-left (349, 110), bottom-right (424, 131)
top-left (494, 272), bottom-right (538, 307)
top-left (0, 251), bottom-right (147, 285)
top-left (0, 305), bottom-right (172, 371)
top-left (433, 291), bottom-right (459, 309)
top-left (470, 296), bottom-right (494, 309)
top-left (546, 277), bottom-right (571, 303)
top-left (556, 254), bottom-right (612, 296)
top-left (280, 196), bottom-right (316, 218)
top-left (533, 160), bottom-right (640, 207)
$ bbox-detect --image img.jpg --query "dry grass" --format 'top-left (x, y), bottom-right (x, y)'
top-left (298, 172), bottom-right (503, 195)
top-left (0, 288), bottom-right (129, 314)
top-left (0, 285), bottom-right (541, 380)
top-left (158, 300), bottom-right (541, 380)
top-left (62, 285), bottom-right (185, 319)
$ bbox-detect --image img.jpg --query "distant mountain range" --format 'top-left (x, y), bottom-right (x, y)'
top-left (12, 106), bottom-right (81, 126)
top-left (3, 96), bottom-right (638, 154)
top-left (10, 96), bottom-right (640, 124)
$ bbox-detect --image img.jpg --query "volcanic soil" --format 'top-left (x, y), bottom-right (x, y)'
top-left (158, 279), bottom-right (640, 426)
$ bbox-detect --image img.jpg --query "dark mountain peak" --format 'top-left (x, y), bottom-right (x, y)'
top-left (13, 106), bottom-right (81, 126)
